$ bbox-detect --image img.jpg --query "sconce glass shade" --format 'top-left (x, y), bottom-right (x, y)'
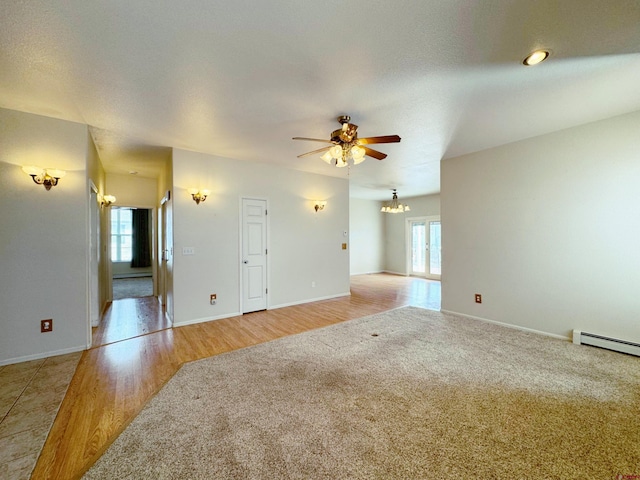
top-left (101, 194), bottom-right (116, 207)
top-left (46, 169), bottom-right (66, 179)
top-left (22, 165), bottom-right (43, 176)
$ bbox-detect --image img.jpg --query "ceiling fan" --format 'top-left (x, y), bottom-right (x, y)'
top-left (293, 115), bottom-right (401, 168)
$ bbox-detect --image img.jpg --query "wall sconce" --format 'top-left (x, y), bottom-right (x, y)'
top-left (22, 166), bottom-right (66, 191)
top-left (101, 194), bottom-right (116, 208)
top-left (314, 201), bottom-right (326, 212)
top-left (188, 188), bottom-right (210, 205)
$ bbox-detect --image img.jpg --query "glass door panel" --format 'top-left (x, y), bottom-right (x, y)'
top-left (428, 220), bottom-right (441, 279)
top-left (410, 221), bottom-right (426, 275)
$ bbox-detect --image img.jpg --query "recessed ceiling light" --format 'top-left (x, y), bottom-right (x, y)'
top-left (523, 49), bottom-right (550, 66)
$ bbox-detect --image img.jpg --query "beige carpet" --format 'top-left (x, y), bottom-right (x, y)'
top-left (84, 307), bottom-right (640, 479)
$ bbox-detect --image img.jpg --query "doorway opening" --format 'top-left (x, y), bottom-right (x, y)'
top-left (92, 206), bottom-right (170, 347)
top-left (111, 206), bottom-right (153, 298)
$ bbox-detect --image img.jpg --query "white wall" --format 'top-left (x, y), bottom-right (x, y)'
top-left (441, 110), bottom-right (640, 342)
top-left (383, 194), bottom-right (441, 275)
top-left (171, 149), bottom-right (350, 326)
top-left (0, 108), bottom-right (90, 365)
top-left (106, 173), bottom-right (158, 208)
top-left (349, 198), bottom-right (384, 275)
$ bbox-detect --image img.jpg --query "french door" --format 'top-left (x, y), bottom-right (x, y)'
top-left (408, 216), bottom-right (441, 280)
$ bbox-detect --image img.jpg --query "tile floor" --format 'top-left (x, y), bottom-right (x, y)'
top-left (0, 352), bottom-right (81, 480)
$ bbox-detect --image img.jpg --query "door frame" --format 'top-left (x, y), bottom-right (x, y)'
top-left (238, 196), bottom-right (270, 314)
top-left (405, 215), bottom-right (441, 280)
top-left (87, 181), bottom-right (100, 348)
top-left (159, 196), bottom-right (168, 309)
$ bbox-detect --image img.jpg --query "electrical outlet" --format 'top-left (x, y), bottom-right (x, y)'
top-left (475, 294), bottom-right (482, 304)
top-left (41, 319), bottom-right (53, 333)
top-left (210, 294), bottom-right (217, 305)
top-left (311, 281), bottom-right (316, 288)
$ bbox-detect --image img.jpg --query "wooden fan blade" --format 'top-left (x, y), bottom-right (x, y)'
top-left (292, 137), bottom-right (334, 144)
top-left (297, 146), bottom-right (331, 158)
top-left (357, 135), bottom-right (401, 145)
top-left (364, 147), bottom-right (387, 160)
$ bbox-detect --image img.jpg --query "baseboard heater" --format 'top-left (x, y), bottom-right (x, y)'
top-left (573, 330), bottom-right (640, 357)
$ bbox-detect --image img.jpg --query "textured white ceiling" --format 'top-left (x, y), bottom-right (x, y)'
top-left (1, 0), bottom-right (639, 199)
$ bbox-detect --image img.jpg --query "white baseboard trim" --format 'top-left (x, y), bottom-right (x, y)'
top-left (269, 292), bottom-right (351, 310)
top-left (351, 270), bottom-right (384, 276)
top-left (440, 309), bottom-right (569, 341)
top-left (172, 311), bottom-right (242, 328)
top-left (173, 292), bottom-right (352, 327)
top-left (0, 345), bottom-right (86, 367)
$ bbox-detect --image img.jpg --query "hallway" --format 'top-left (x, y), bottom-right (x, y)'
top-left (92, 296), bottom-right (170, 348)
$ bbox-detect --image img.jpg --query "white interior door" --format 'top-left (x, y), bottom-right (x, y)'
top-left (241, 198), bottom-right (268, 313)
top-left (408, 216), bottom-right (441, 280)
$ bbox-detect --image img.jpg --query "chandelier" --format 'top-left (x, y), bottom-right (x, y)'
top-left (381, 189), bottom-right (410, 213)
top-left (320, 143), bottom-right (366, 168)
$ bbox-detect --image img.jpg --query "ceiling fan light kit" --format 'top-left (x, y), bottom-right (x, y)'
top-left (294, 115), bottom-right (400, 168)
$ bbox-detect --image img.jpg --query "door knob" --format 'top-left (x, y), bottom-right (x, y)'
top-left (243, 260), bottom-right (248, 264)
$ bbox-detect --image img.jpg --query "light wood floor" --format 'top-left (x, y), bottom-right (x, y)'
top-left (31, 274), bottom-right (440, 479)
top-left (92, 296), bottom-right (171, 347)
